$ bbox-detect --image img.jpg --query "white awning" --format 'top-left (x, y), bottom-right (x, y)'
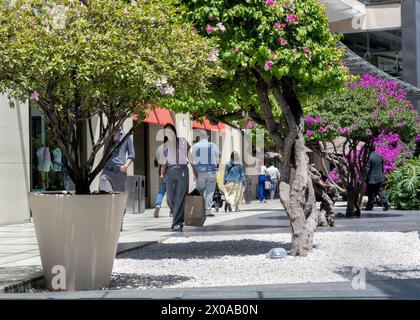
top-left (319, 0), bottom-right (364, 22)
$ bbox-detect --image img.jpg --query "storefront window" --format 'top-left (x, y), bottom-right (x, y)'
top-left (30, 103), bottom-right (72, 191)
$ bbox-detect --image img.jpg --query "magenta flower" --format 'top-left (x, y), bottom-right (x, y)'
top-left (315, 116), bottom-right (321, 122)
top-left (285, 13), bottom-right (298, 24)
top-left (306, 130), bottom-right (314, 137)
top-left (342, 127), bottom-right (350, 136)
top-left (274, 22), bottom-right (281, 29)
top-left (318, 127), bottom-right (326, 134)
top-left (291, 48), bottom-right (297, 53)
top-left (30, 91), bottom-right (39, 101)
top-left (246, 121), bottom-right (255, 129)
top-left (206, 25), bottom-right (214, 34)
top-left (302, 47), bottom-right (309, 53)
top-left (277, 37), bottom-right (287, 46)
top-left (271, 51), bottom-right (277, 57)
top-left (305, 116), bottom-right (316, 125)
top-left (264, 60), bottom-right (274, 71)
top-left (397, 121), bottom-right (407, 127)
top-left (266, 0), bottom-right (276, 6)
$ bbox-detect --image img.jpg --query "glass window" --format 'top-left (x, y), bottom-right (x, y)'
top-left (30, 103), bottom-right (73, 191)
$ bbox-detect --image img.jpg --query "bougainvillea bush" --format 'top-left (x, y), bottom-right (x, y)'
top-left (305, 74), bottom-right (419, 216)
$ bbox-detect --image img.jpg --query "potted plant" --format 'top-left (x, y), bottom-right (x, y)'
top-left (0, 0), bottom-right (217, 291)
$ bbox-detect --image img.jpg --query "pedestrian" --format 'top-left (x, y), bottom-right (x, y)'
top-left (159, 123), bottom-right (198, 232)
top-left (153, 136), bottom-right (170, 218)
top-left (99, 126), bottom-right (135, 231)
top-left (192, 131), bottom-right (221, 217)
top-left (266, 162), bottom-right (280, 200)
top-left (224, 151), bottom-right (246, 212)
top-left (257, 160), bottom-right (268, 203)
top-left (364, 147), bottom-right (391, 211)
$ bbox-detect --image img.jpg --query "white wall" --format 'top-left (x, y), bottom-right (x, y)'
top-left (0, 95), bottom-right (31, 225)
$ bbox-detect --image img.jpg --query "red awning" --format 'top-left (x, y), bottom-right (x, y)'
top-left (193, 118), bottom-right (225, 132)
top-left (142, 107), bottom-right (174, 126)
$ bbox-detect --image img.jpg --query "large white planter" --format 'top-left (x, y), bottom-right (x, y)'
top-left (28, 193), bottom-right (127, 291)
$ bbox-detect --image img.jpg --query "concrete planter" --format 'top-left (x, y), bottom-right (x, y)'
top-left (28, 192), bottom-right (127, 291)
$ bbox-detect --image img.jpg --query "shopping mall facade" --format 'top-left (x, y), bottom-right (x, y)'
top-left (0, 0), bottom-right (419, 225)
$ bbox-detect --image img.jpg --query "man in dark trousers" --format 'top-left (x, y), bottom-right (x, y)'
top-left (365, 148), bottom-right (391, 211)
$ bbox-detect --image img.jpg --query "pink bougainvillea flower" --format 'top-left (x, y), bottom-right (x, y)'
top-left (285, 13), bottom-right (298, 24)
top-left (246, 121), bottom-right (255, 129)
top-left (315, 116), bottom-right (321, 122)
top-left (160, 85), bottom-right (175, 95)
top-left (318, 127), bottom-right (326, 134)
top-left (281, 23), bottom-right (287, 28)
top-left (217, 22), bottom-right (226, 32)
top-left (285, 1), bottom-right (292, 8)
top-left (274, 22), bottom-right (281, 29)
top-left (271, 51), bottom-right (277, 57)
top-left (291, 48), bottom-right (297, 53)
top-left (206, 25), bottom-right (214, 34)
top-left (30, 91), bottom-right (39, 101)
top-left (264, 60), bottom-right (274, 71)
top-left (207, 49), bottom-right (219, 62)
top-left (306, 130), bottom-right (314, 137)
top-left (265, 0), bottom-right (276, 6)
top-left (302, 46), bottom-right (309, 53)
top-left (277, 37), bottom-right (287, 46)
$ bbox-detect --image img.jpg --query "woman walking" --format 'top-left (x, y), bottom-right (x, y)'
top-left (159, 124), bottom-right (197, 232)
top-left (257, 160), bottom-right (268, 203)
top-left (223, 151), bottom-right (246, 212)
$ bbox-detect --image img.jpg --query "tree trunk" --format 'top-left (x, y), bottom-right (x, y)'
top-left (271, 78), bottom-right (318, 256)
top-left (279, 133), bottom-right (318, 256)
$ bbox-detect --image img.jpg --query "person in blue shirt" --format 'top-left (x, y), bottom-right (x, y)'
top-left (192, 130), bottom-right (221, 217)
top-left (224, 151), bottom-right (246, 212)
top-left (99, 126), bottom-right (135, 231)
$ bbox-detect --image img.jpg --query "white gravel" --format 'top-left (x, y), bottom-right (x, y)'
top-left (109, 231), bottom-right (420, 290)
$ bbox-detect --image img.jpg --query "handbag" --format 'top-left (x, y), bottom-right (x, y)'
top-left (265, 180), bottom-right (272, 190)
top-left (184, 188), bottom-right (206, 227)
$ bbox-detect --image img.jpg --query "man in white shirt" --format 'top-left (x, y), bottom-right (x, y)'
top-left (192, 131), bottom-right (221, 216)
top-left (267, 163), bottom-right (280, 200)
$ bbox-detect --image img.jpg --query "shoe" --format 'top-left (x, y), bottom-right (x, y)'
top-left (172, 224), bottom-right (183, 232)
top-left (206, 213), bottom-right (215, 217)
top-left (364, 207), bottom-right (373, 211)
top-left (169, 212), bottom-right (173, 217)
top-left (154, 205), bottom-right (160, 218)
top-left (383, 203), bottom-right (391, 211)
top-left (227, 203), bottom-right (232, 212)
top-left (235, 207), bottom-right (240, 212)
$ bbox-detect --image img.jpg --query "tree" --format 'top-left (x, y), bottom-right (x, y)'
top-left (0, 0), bottom-right (218, 194)
top-left (165, 0), bottom-right (349, 256)
top-left (305, 74), bottom-right (419, 216)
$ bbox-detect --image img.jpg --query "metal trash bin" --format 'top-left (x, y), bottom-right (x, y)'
top-left (126, 175), bottom-right (146, 213)
top-left (243, 177), bottom-right (254, 204)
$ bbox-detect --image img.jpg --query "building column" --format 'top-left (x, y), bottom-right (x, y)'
top-left (401, 0), bottom-right (420, 113)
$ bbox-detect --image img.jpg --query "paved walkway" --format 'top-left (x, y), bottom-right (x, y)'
top-left (3, 278), bottom-right (420, 299)
top-left (0, 201), bottom-right (283, 292)
top-left (1, 201), bottom-right (419, 298)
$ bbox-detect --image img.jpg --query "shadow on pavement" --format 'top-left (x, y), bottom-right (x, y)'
top-left (107, 273), bottom-right (192, 290)
top-left (117, 239), bottom-right (294, 260)
top-left (147, 224), bottom-right (290, 233)
top-left (333, 265), bottom-right (420, 299)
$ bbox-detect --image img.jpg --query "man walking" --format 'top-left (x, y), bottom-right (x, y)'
top-left (192, 131), bottom-right (221, 217)
top-left (99, 126), bottom-right (135, 230)
top-left (266, 162), bottom-right (280, 200)
top-left (365, 148), bottom-right (391, 211)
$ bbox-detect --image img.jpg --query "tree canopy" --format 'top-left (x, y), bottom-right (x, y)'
top-left (0, 0), bottom-right (218, 193)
